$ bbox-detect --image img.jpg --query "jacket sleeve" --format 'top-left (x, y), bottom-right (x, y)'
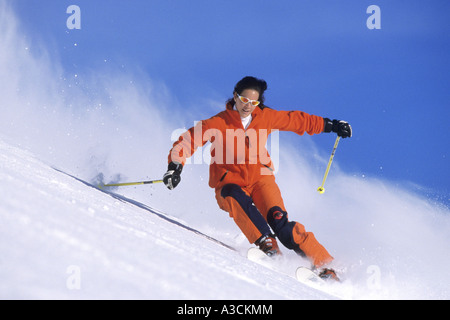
top-left (168, 119), bottom-right (210, 165)
top-left (268, 109), bottom-right (325, 135)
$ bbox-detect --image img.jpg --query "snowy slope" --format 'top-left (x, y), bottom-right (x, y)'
top-left (0, 138), bottom-right (337, 299)
top-left (1, 2), bottom-right (449, 300)
top-left (2, 137), bottom-right (450, 300)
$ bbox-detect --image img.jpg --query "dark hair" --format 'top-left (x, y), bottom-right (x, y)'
top-left (226, 76), bottom-right (268, 110)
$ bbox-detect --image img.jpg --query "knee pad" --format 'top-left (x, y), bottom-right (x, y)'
top-left (267, 207), bottom-right (297, 250)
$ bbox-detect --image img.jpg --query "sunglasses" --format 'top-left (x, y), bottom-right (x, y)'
top-left (236, 93), bottom-right (260, 106)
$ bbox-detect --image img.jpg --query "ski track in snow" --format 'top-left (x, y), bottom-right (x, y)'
top-left (0, 139), bottom-right (338, 299)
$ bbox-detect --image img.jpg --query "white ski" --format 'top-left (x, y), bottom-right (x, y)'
top-left (248, 248), bottom-right (325, 287)
top-left (295, 266), bottom-right (325, 285)
top-left (247, 247), bottom-right (271, 262)
top-left (247, 247), bottom-right (348, 299)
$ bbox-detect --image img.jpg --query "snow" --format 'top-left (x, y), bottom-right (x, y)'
top-left (1, 2), bottom-right (449, 300)
top-left (1, 135), bottom-right (449, 300)
top-left (0, 138), bottom-right (335, 299)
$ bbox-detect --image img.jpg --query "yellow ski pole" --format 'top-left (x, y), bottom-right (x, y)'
top-left (317, 136), bottom-right (341, 194)
top-left (99, 179), bottom-right (163, 189)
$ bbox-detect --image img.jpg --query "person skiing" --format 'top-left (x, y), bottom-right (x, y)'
top-left (163, 76), bottom-right (352, 280)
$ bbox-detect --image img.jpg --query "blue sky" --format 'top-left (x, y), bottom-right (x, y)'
top-left (9, 0), bottom-right (450, 204)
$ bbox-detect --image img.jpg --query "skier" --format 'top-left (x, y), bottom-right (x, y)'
top-left (163, 76), bottom-right (351, 280)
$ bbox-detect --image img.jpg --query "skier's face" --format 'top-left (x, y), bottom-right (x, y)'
top-left (234, 89), bottom-right (259, 118)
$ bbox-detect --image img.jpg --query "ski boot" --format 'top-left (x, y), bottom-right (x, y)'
top-left (256, 234), bottom-right (281, 257)
top-left (318, 268), bottom-right (340, 282)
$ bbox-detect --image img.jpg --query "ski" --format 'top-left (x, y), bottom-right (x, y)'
top-left (295, 267), bottom-right (325, 286)
top-left (247, 246), bottom-right (272, 263)
top-left (247, 247), bottom-right (345, 298)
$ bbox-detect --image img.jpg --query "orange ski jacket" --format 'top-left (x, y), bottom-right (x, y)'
top-left (168, 105), bottom-right (325, 190)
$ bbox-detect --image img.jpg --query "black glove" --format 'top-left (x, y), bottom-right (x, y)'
top-left (163, 162), bottom-right (183, 190)
top-left (323, 118), bottom-right (352, 138)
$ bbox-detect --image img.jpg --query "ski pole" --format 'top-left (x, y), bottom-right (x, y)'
top-left (99, 179), bottom-right (163, 188)
top-left (317, 136), bottom-right (340, 194)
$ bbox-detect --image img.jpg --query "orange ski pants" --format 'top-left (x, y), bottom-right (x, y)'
top-left (215, 175), bottom-right (333, 267)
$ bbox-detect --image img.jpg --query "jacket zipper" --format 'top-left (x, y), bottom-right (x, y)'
top-left (219, 170), bottom-right (229, 182)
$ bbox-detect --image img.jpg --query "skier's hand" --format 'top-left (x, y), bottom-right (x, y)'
top-left (323, 118), bottom-right (352, 138)
top-left (163, 162), bottom-right (183, 190)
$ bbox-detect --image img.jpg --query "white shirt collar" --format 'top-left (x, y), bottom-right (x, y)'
top-left (241, 114), bottom-right (252, 130)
